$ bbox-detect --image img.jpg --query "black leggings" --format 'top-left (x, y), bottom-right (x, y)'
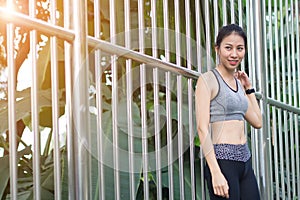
top-left (204, 158), bottom-right (260, 200)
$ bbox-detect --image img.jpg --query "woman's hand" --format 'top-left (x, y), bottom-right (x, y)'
top-left (234, 70), bottom-right (252, 89)
top-left (212, 171), bottom-right (229, 198)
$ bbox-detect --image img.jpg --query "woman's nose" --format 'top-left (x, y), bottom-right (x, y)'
top-left (230, 49), bottom-right (238, 57)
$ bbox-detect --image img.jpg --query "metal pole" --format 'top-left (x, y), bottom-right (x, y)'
top-left (50, 0), bottom-right (62, 199)
top-left (0, 7), bottom-right (74, 42)
top-left (93, 0), bottom-right (105, 199)
top-left (29, 0), bottom-right (41, 199)
top-left (7, 0), bottom-right (17, 199)
top-left (295, 1), bottom-right (300, 197)
top-left (252, 1), bottom-right (271, 199)
top-left (63, 0), bottom-right (76, 199)
top-left (72, 0), bottom-right (90, 199)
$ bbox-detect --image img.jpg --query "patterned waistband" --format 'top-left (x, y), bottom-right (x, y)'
top-left (214, 143), bottom-right (251, 162)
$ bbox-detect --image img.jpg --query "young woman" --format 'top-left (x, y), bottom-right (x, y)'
top-left (195, 24), bottom-right (262, 199)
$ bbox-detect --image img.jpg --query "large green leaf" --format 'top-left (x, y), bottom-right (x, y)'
top-left (0, 146), bottom-right (31, 198)
top-left (0, 88), bottom-right (65, 133)
top-left (5, 187), bottom-right (54, 200)
top-left (4, 148), bottom-right (67, 199)
top-left (157, 149), bottom-right (203, 199)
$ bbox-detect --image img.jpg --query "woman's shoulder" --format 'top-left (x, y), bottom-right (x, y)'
top-left (197, 70), bottom-right (217, 85)
top-left (196, 70), bottom-right (219, 94)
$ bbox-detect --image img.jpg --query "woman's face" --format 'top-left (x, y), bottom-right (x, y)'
top-left (215, 33), bottom-right (246, 71)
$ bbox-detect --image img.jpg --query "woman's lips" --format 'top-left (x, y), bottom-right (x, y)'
top-left (229, 60), bottom-right (238, 65)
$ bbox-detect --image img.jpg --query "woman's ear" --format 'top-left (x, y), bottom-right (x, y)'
top-left (214, 45), bottom-right (219, 54)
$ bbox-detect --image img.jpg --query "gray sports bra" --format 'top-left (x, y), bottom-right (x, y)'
top-left (210, 69), bottom-right (248, 123)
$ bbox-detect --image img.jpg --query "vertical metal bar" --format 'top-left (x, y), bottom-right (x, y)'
top-left (195, 0), bottom-right (202, 72)
top-left (274, 0), bottom-right (280, 102)
top-left (137, 0), bottom-right (149, 199)
top-left (222, 0), bottom-right (227, 25)
top-left (7, 0), bottom-right (17, 198)
top-left (273, 0), bottom-right (280, 199)
top-left (238, 0), bottom-right (243, 26)
top-left (285, 1), bottom-right (292, 197)
top-left (213, 0), bottom-right (219, 61)
top-left (272, 112), bottom-right (279, 200)
top-left (72, 0), bottom-right (90, 198)
top-left (238, 0), bottom-right (245, 88)
top-left (293, 113), bottom-right (299, 198)
top-left (63, 0), bottom-right (76, 199)
top-left (230, 0), bottom-right (235, 23)
top-left (109, 0), bottom-right (120, 198)
top-left (285, 1), bottom-right (292, 108)
top-left (126, 60), bottom-right (135, 200)
top-left (248, 0), bottom-right (254, 81)
top-left (188, 77), bottom-right (195, 200)
top-left (151, 0), bottom-right (157, 58)
top-left (289, 116), bottom-right (295, 198)
top-left (196, 0), bottom-right (205, 193)
top-left (280, 5), bottom-right (288, 193)
top-left (290, 2), bottom-right (297, 195)
top-left (295, 1), bottom-right (300, 197)
top-left (212, 0), bottom-right (219, 66)
top-left (153, 68), bottom-right (162, 200)
top-left (248, 1), bottom-right (257, 178)
top-left (173, 0), bottom-right (184, 198)
top-left (94, 0), bottom-right (105, 199)
top-left (267, 0), bottom-right (274, 137)
top-left (111, 57), bottom-right (120, 200)
top-left (166, 72), bottom-right (174, 200)
top-left (202, 1), bottom-right (211, 197)
top-left (150, 1), bottom-right (162, 199)
top-left (278, 109), bottom-right (285, 199)
top-left (124, 0), bottom-right (135, 199)
top-left (267, 0), bottom-right (275, 198)
top-left (140, 63), bottom-right (149, 199)
top-left (284, 0), bottom-right (293, 199)
top-left (185, 0), bottom-right (191, 70)
top-left (252, 1), bottom-right (271, 199)
top-left (177, 75), bottom-right (185, 200)
top-left (261, 2), bottom-right (274, 198)
top-left (245, 0), bottom-right (252, 72)
top-left (290, 2), bottom-right (298, 196)
top-left (213, 0), bottom-right (219, 37)
top-left (29, 0), bottom-right (41, 199)
top-left (50, 0), bottom-right (61, 199)
top-left (184, 0), bottom-right (195, 199)
top-left (280, 1), bottom-right (290, 198)
top-left (237, 0), bottom-right (245, 70)
top-left (163, 0), bottom-right (170, 62)
top-left (174, 0), bottom-right (181, 65)
top-left (204, 0), bottom-right (212, 70)
top-left (162, 1), bottom-right (173, 199)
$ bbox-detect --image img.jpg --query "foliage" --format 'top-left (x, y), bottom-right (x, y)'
top-left (0, 0), bottom-right (299, 199)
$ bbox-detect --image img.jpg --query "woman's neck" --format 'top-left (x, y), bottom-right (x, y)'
top-left (216, 65), bottom-right (236, 80)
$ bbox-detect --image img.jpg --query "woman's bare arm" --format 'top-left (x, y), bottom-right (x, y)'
top-left (195, 74), bottom-right (229, 198)
top-left (235, 71), bottom-right (262, 129)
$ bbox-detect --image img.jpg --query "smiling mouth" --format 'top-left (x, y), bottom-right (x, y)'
top-left (229, 60), bottom-right (239, 65)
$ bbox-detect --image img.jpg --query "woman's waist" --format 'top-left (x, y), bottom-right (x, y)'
top-left (211, 120), bottom-right (246, 144)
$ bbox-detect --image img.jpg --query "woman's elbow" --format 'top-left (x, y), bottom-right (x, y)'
top-left (252, 122), bottom-right (262, 129)
top-left (197, 126), bottom-right (208, 139)
top-left (247, 113), bottom-right (263, 129)
top-left (252, 117), bottom-right (263, 129)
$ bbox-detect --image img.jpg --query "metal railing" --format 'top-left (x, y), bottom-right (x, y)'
top-left (0, 0), bottom-right (299, 200)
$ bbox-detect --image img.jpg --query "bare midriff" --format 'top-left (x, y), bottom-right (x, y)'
top-left (210, 120), bottom-right (247, 145)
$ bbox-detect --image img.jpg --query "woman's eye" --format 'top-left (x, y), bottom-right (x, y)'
top-left (237, 47), bottom-right (244, 51)
top-left (225, 46), bottom-right (231, 50)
